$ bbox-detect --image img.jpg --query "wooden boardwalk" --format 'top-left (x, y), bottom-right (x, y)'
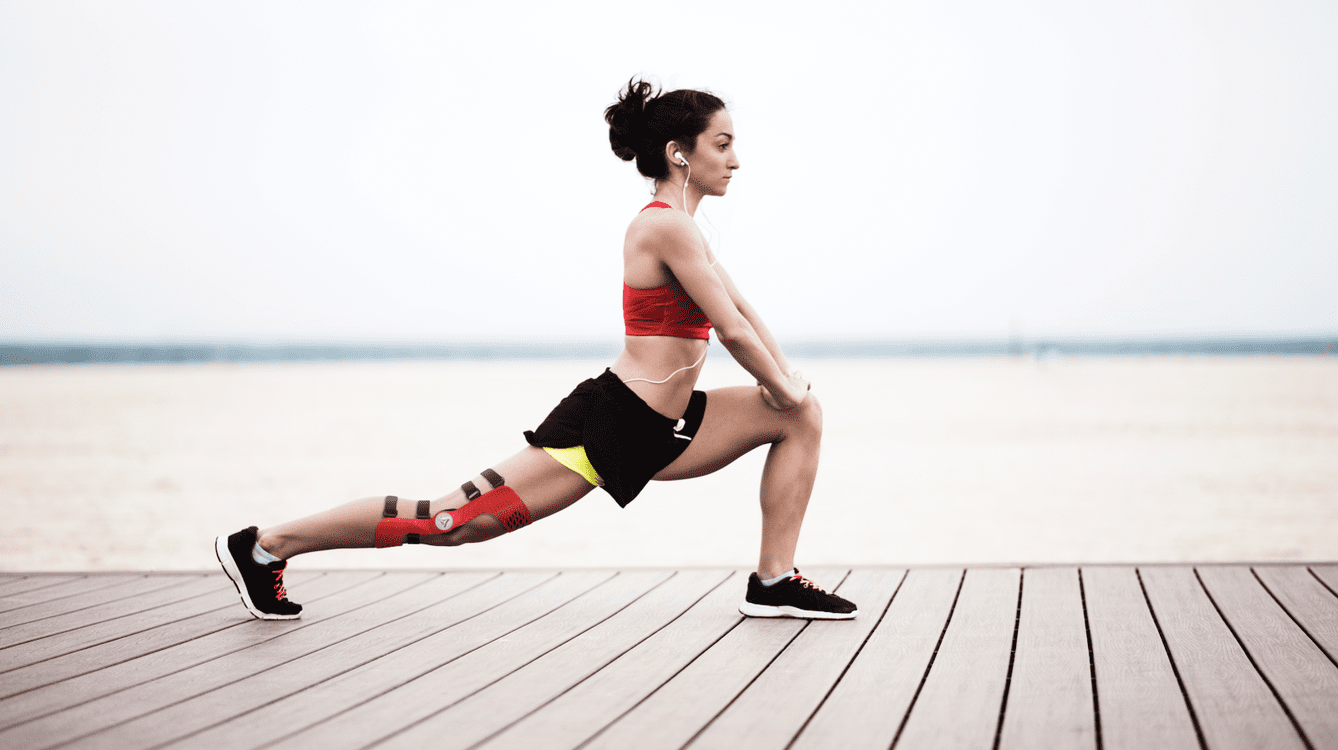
top-left (1, 565), bottom-right (1336, 750)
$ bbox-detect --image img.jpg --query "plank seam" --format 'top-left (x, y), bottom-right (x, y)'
top-left (151, 571), bottom-right (514, 750)
top-left (0, 613), bottom-right (249, 696)
top-left (674, 570), bottom-right (860, 750)
top-left (888, 568), bottom-right (966, 750)
top-left (680, 625), bottom-right (811, 750)
top-left (2, 572), bottom-right (406, 741)
top-left (0, 578), bottom-right (213, 652)
top-left (1250, 568), bottom-right (1338, 668)
top-left (783, 569), bottom-right (909, 750)
top-left (338, 571), bottom-right (670, 750)
top-left (258, 571), bottom-right (598, 749)
top-left (1077, 569), bottom-right (1103, 750)
top-left (990, 568), bottom-right (1024, 750)
top-left (463, 570), bottom-right (735, 750)
top-left (1192, 568), bottom-right (1314, 750)
top-left (1134, 568), bottom-right (1209, 750)
top-left (1306, 566), bottom-right (1338, 599)
top-left (574, 606), bottom-right (747, 750)
top-left (0, 577), bottom-right (93, 615)
top-left (0, 573), bottom-right (331, 689)
top-left (0, 577), bottom-right (152, 623)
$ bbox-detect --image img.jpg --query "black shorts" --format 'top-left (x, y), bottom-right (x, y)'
top-left (524, 369), bottom-right (708, 507)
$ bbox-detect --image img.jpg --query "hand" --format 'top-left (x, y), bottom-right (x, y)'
top-left (758, 370), bottom-right (810, 411)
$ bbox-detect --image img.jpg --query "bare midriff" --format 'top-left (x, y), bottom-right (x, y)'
top-left (610, 334), bottom-right (708, 418)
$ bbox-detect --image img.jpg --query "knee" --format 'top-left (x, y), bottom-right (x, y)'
top-left (433, 516), bottom-right (505, 546)
top-left (790, 392), bottom-right (823, 439)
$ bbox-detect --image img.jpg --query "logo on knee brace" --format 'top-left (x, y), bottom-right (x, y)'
top-left (435, 513), bottom-right (454, 532)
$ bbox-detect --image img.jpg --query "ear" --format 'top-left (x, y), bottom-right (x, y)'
top-left (663, 141), bottom-right (687, 168)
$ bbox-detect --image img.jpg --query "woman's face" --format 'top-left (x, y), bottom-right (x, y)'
top-left (686, 109), bottom-right (740, 196)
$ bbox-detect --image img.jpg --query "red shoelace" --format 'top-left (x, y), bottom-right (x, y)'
top-left (272, 569), bottom-right (289, 601)
top-left (791, 575), bottom-right (821, 591)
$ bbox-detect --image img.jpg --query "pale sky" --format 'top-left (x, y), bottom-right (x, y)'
top-left (2, 0), bottom-right (1335, 343)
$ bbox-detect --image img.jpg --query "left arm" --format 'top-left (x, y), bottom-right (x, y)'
top-left (713, 262), bottom-right (793, 376)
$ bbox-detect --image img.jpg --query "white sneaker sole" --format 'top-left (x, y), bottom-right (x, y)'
top-left (738, 601), bottom-right (858, 620)
top-left (215, 535), bottom-right (300, 621)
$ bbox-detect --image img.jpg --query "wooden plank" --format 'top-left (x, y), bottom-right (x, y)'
top-left (0, 575), bottom-right (139, 617)
top-left (1079, 567), bottom-right (1199, 750)
top-left (581, 568), bottom-right (847, 750)
top-left (790, 568), bottom-right (963, 750)
top-left (379, 570), bottom-right (732, 750)
top-left (1198, 566), bottom-right (1338, 749)
top-left (0, 577), bottom-right (30, 597)
top-left (267, 570), bottom-right (667, 750)
top-left (0, 575), bottom-right (212, 649)
top-left (0, 575), bottom-right (80, 598)
top-left (65, 572), bottom-right (499, 750)
top-left (2, 563), bottom-right (1330, 750)
top-left (686, 569), bottom-right (904, 750)
top-left (183, 571), bottom-right (611, 750)
top-left (0, 576), bottom-right (189, 630)
top-left (0, 571), bottom-right (377, 737)
top-left (0, 576), bottom-right (232, 673)
top-left (1254, 565), bottom-right (1338, 661)
top-left (168, 571), bottom-right (561, 750)
top-left (896, 567), bottom-right (1020, 750)
top-left (12, 572), bottom-right (436, 750)
top-left (479, 572), bottom-right (746, 750)
top-left (995, 568), bottom-right (1095, 750)
top-left (1310, 565), bottom-right (1338, 594)
top-left (0, 571), bottom-right (320, 698)
top-left (1138, 566), bottom-right (1304, 750)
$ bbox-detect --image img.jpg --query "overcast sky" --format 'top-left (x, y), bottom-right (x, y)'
top-left (2, 0), bottom-right (1335, 343)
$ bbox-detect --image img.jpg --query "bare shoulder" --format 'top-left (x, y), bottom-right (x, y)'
top-left (625, 208), bottom-right (705, 262)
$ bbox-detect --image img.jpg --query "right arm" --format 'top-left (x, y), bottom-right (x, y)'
top-left (639, 215), bottom-right (809, 409)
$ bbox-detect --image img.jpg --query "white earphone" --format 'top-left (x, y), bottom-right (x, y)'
top-left (672, 149), bottom-right (691, 213)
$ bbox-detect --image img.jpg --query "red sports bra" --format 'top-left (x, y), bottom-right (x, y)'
top-left (623, 201), bottom-right (713, 339)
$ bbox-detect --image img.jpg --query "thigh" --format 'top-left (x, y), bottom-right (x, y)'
top-left (652, 385), bottom-right (810, 481)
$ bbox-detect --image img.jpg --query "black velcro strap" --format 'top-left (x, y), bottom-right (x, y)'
top-left (405, 534), bottom-right (421, 544)
top-left (416, 500), bottom-right (431, 519)
top-left (481, 468), bottom-right (505, 488)
top-left (462, 481), bottom-right (481, 501)
top-left (382, 496), bottom-right (399, 518)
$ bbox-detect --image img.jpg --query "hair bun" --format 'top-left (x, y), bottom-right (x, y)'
top-left (605, 77), bottom-right (725, 181)
top-left (605, 78), bottom-right (657, 162)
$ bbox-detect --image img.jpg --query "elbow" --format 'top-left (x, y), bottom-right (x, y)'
top-left (712, 314), bottom-right (752, 347)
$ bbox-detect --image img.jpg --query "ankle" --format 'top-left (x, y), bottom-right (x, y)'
top-left (254, 529), bottom-right (288, 561)
top-left (758, 567), bottom-right (796, 585)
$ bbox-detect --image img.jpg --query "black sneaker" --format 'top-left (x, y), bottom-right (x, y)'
top-left (215, 526), bottom-right (302, 620)
top-left (739, 569), bottom-right (858, 620)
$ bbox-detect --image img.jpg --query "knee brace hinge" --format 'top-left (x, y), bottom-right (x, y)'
top-left (373, 470), bottom-right (534, 548)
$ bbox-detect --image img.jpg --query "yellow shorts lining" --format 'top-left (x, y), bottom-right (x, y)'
top-left (542, 445), bottom-right (604, 487)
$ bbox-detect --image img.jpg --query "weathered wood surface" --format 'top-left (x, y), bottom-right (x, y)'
top-left (1079, 567), bottom-right (1199, 750)
top-left (997, 567), bottom-right (1095, 750)
top-left (1, 564), bottom-right (1335, 749)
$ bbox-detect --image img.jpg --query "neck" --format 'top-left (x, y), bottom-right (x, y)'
top-left (654, 177), bottom-right (702, 216)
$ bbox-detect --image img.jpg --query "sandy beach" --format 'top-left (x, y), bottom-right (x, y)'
top-left (2, 356), bottom-right (1335, 571)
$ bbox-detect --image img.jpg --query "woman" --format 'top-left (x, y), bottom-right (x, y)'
top-left (216, 79), bottom-right (857, 621)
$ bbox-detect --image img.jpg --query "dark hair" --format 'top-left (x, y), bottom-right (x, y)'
top-left (605, 78), bottom-right (726, 181)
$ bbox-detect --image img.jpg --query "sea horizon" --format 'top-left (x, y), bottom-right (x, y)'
top-left (2, 334), bottom-right (1336, 366)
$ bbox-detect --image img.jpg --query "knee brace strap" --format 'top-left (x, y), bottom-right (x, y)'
top-left (373, 473), bottom-right (533, 548)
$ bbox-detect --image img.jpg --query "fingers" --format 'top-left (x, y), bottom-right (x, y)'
top-left (758, 384), bottom-right (783, 410)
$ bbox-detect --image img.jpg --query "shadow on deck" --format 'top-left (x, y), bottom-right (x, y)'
top-left (1, 564), bottom-right (1336, 749)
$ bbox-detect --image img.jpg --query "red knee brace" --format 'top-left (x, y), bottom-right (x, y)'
top-left (373, 469), bottom-right (533, 548)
